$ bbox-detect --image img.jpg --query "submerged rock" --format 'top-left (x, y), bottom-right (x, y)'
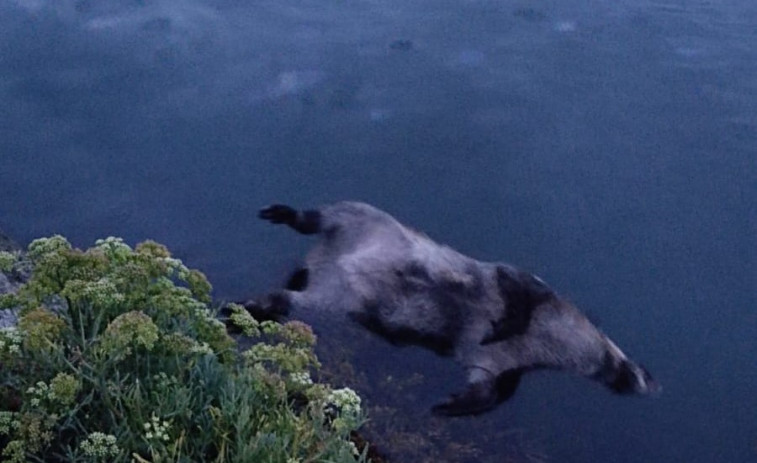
top-left (0, 229), bottom-right (20, 253)
top-left (513, 7), bottom-right (547, 22)
top-left (389, 39), bottom-right (413, 51)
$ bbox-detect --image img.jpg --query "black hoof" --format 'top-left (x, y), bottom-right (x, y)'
top-left (259, 204), bottom-right (297, 224)
top-left (431, 382), bottom-right (498, 417)
top-left (432, 395), bottom-right (497, 417)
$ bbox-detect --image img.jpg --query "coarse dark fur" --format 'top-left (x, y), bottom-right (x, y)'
top-left (248, 201), bottom-right (660, 416)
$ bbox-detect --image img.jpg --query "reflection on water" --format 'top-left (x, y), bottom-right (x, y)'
top-left (1, 0), bottom-right (755, 461)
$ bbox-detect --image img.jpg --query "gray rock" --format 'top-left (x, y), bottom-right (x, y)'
top-left (0, 283), bottom-right (18, 328)
top-left (0, 228), bottom-right (25, 329)
top-left (0, 229), bottom-right (21, 253)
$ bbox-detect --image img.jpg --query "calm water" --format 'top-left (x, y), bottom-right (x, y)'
top-left (1, 0), bottom-right (755, 461)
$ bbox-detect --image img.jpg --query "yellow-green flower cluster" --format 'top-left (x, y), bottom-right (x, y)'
top-left (17, 412), bottom-right (55, 454)
top-left (190, 341), bottom-right (214, 355)
top-left (21, 373), bottom-right (79, 411)
top-left (241, 319), bottom-right (320, 386)
top-left (0, 411), bottom-right (18, 435)
top-left (159, 257), bottom-right (191, 281)
top-left (26, 381), bottom-right (52, 408)
top-left (49, 373), bottom-right (80, 406)
top-left (100, 311), bottom-right (159, 356)
top-left (185, 269), bottom-right (212, 303)
top-left (148, 287), bottom-right (206, 318)
top-left (79, 432), bottom-right (120, 458)
top-left (194, 311), bottom-right (235, 357)
top-left (94, 236), bottom-right (132, 263)
top-left (201, 310), bottom-right (227, 330)
top-left (143, 414), bottom-right (171, 442)
top-left (27, 235), bottom-right (71, 261)
top-left (82, 278), bottom-right (125, 306)
top-left (154, 256), bottom-right (213, 301)
top-left (135, 240), bottom-right (171, 259)
top-left (327, 387), bottom-right (361, 416)
top-left (259, 320), bottom-right (280, 336)
top-left (227, 303), bottom-right (260, 337)
top-left (17, 308), bottom-right (65, 351)
top-left (135, 239), bottom-right (213, 302)
top-left (0, 251), bottom-right (16, 272)
top-left (160, 331), bottom-right (198, 354)
top-left (326, 387), bottom-right (362, 433)
top-left (62, 278), bottom-right (125, 307)
top-left (161, 329), bottom-right (224, 357)
top-left (281, 321), bottom-right (317, 348)
top-left (243, 342), bottom-right (316, 373)
top-left (0, 326), bottom-right (22, 356)
top-left (289, 371), bottom-right (313, 387)
top-left (1, 439), bottom-right (25, 463)
top-left (26, 380), bottom-right (72, 408)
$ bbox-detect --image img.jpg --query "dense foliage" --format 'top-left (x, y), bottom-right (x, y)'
top-left (0, 236), bottom-right (367, 463)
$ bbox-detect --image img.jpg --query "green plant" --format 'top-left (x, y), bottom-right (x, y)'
top-left (0, 236), bottom-right (368, 463)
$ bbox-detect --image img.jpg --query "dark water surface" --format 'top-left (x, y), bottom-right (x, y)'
top-left (1, 0), bottom-right (755, 461)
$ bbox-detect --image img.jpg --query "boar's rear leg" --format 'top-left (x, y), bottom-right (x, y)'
top-left (432, 368), bottom-right (498, 416)
top-left (259, 204), bottom-right (321, 235)
top-left (432, 368), bottom-right (523, 416)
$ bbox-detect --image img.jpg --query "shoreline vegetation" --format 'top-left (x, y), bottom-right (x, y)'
top-left (0, 233), bottom-right (380, 462)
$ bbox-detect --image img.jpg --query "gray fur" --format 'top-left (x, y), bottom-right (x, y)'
top-left (254, 201), bottom-right (660, 415)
